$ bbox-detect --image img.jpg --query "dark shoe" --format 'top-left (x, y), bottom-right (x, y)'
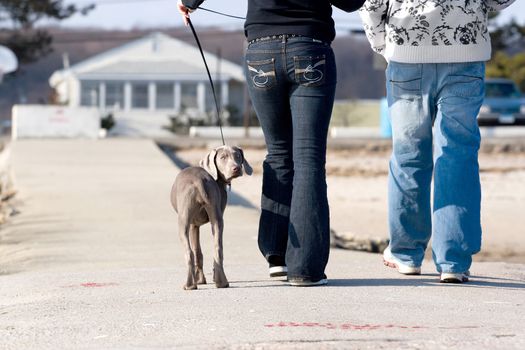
top-left (268, 255), bottom-right (287, 277)
top-left (288, 275), bottom-right (328, 287)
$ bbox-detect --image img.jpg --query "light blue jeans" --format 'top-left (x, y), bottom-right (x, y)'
top-left (386, 61), bottom-right (485, 273)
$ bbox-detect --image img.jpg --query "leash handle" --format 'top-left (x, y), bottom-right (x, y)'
top-left (187, 17), bottom-right (226, 146)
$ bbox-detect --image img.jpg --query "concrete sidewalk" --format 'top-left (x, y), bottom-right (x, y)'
top-left (1, 139), bottom-right (524, 349)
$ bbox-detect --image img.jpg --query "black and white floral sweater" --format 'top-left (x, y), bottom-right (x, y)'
top-left (359, 0), bottom-right (516, 63)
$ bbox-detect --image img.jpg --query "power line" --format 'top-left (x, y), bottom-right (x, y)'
top-left (74, 0), bottom-right (169, 4)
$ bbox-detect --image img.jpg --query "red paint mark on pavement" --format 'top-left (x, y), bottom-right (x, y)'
top-left (264, 322), bottom-right (429, 331)
top-left (264, 322), bottom-right (480, 331)
top-left (80, 282), bottom-right (118, 288)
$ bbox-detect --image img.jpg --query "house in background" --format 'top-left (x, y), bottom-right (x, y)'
top-left (49, 32), bottom-right (245, 137)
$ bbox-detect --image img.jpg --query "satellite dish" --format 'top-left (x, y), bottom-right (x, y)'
top-left (0, 45), bottom-right (18, 74)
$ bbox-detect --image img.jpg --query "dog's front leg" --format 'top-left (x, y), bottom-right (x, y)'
top-left (211, 217), bottom-right (229, 288)
top-left (190, 224), bottom-right (206, 285)
top-left (179, 220), bottom-right (197, 290)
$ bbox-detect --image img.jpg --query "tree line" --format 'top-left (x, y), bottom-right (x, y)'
top-left (487, 14), bottom-right (525, 91)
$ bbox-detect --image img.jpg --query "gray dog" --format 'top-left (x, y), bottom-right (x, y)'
top-left (171, 145), bottom-right (252, 290)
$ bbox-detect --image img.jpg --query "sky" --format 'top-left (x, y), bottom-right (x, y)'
top-left (59, 0), bottom-right (525, 31)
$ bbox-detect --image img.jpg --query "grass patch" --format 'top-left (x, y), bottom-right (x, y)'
top-left (331, 100), bottom-right (380, 127)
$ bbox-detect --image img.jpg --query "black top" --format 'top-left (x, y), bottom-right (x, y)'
top-left (182, 0), bottom-right (364, 43)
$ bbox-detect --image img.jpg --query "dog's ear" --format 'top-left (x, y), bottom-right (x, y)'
top-left (199, 148), bottom-right (218, 180)
top-left (238, 148), bottom-right (253, 176)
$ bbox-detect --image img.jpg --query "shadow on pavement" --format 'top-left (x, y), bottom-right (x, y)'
top-left (328, 276), bottom-right (525, 290)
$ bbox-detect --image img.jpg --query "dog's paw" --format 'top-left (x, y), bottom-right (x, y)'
top-left (183, 284), bottom-right (198, 290)
top-left (195, 270), bottom-right (207, 284)
top-left (215, 281), bottom-right (229, 288)
top-left (213, 265), bottom-right (229, 288)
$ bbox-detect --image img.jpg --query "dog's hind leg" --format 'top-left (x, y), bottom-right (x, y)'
top-left (179, 218), bottom-right (197, 290)
top-left (208, 209), bottom-right (229, 288)
top-left (190, 224), bottom-right (207, 285)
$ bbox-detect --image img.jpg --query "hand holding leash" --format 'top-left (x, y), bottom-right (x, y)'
top-left (177, 0), bottom-right (194, 26)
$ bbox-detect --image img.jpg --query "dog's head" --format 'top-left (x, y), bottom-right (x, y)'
top-left (199, 145), bottom-right (253, 183)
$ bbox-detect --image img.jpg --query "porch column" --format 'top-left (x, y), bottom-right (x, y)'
top-left (99, 82), bottom-right (106, 111)
top-left (174, 82), bottom-right (181, 113)
top-left (148, 82), bottom-right (156, 111)
top-left (124, 82), bottom-right (132, 111)
top-left (197, 82), bottom-right (206, 114)
top-left (69, 79), bottom-right (81, 107)
top-left (221, 80), bottom-right (229, 108)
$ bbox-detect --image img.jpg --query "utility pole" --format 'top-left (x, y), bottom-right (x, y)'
top-left (216, 47), bottom-right (222, 127)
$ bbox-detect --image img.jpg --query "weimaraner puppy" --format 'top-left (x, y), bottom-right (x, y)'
top-left (171, 145), bottom-right (252, 290)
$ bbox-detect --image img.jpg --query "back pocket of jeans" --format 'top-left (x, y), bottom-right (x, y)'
top-left (294, 55), bottom-right (326, 87)
top-left (446, 74), bottom-right (484, 98)
top-left (388, 65), bottom-right (422, 101)
top-left (391, 77), bottom-right (421, 91)
top-left (246, 58), bottom-right (276, 90)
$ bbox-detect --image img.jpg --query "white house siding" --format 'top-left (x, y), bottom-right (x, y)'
top-left (69, 78), bottom-right (81, 107)
top-left (50, 32), bottom-right (246, 136)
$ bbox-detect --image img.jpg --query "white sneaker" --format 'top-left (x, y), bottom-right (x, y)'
top-left (269, 265), bottom-right (288, 278)
top-left (268, 255), bottom-right (287, 277)
top-left (440, 271), bottom-right (470, 283)
top-left (383, 246), bottom-right (421, 275)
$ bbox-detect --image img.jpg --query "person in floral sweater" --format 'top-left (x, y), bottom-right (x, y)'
top-left (359, 0), bottom-right (516, 283)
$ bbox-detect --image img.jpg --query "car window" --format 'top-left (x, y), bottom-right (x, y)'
top-left (485, 82), bottom-right (521, 98)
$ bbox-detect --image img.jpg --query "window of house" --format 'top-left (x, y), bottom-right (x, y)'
top-left (180, 82), bottom-right (198, 110)
top-left (156, 83), bottom-right (174, 109)
top-left (105, 82), bottom-right (124, 109)
top-left (132, 83), bottom-right (149, 109)
top-left (80, 81), bottom-right (99, 107)
top-left (205, 83), bottom-right (222, 112)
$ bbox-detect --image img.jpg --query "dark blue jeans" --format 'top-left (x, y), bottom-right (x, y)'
top-left (244, 35), bottom-right (337, 280)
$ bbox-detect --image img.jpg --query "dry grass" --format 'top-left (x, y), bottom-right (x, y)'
top-left (331, 100), bottom-right (381, 127)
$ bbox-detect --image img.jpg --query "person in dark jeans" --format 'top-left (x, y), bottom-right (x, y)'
top-left (178, 0), bottom-right (365, 286)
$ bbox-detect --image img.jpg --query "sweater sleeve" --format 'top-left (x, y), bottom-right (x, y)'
top-left (181, 0), bottom-right (205, 10)
top-left (484, 0), bottom-right (517, 11)
top-left (331, 0), bottom-right (366, 12)
top-left (358, 0), bottom-right (388, 55)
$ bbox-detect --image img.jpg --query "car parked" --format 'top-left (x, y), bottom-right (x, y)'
top-left (478, 78), bottom-right (525, 126)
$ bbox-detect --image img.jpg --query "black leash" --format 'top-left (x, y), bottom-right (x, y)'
top-left (198, 6), bottom-right (246, 20)
top-left (185, 7), bottom-right (245, 145)
top-left (187, 17), bottom-right (226, 146)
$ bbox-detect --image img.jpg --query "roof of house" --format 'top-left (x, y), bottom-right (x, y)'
top-left (50, 32), bottom-right (244, 86)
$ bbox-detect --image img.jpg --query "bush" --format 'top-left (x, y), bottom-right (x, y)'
top-left (487, 52), bottom-right (525, 92)
top-left (164, 109), bottom-right (207, 135)
top-left (100, 113), bottom-right (115, 130)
